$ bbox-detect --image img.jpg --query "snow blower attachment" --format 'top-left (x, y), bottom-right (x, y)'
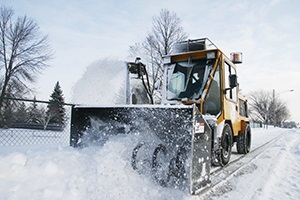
top-left (70, 105), bottom-right (212, 194)
top-left (70, 38), bottom-right (251, 195)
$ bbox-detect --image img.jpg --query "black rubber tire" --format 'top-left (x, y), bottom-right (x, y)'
top-left (236, 124), bottom-right (251, 154)
top-left (220, 123), bottom-right (233, 165)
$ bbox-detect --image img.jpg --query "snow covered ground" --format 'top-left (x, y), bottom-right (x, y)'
top-left (0, 127), bottom-right (299, 200)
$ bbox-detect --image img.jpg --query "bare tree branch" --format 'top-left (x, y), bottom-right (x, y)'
top-left (0, 6), bottom-right (52, 115)
top-left (248, 90), bottom-right (290, 126)
top-left (129, 9), bottom-right (188, 104)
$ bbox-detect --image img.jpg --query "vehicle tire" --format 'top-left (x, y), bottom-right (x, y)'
top-left (236, 124), bottom-right (251, 154)
top-left (220, 123), bottom-right (233, 165)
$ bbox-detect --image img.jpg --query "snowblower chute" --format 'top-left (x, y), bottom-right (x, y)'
top-left (70, 104), bottom-right (211, 194)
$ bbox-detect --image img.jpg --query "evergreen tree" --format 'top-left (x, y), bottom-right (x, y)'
top-left (47, 82), bottom-right (66, 125)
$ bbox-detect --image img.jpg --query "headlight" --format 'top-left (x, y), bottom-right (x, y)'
top-left (206, 52), bottom-right (216, 59)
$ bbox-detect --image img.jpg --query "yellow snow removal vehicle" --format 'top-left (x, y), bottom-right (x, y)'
top-left (70, 38), bottom-right (251, 194)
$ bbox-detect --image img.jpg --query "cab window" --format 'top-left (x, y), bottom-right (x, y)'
top-left (203, 64), bottom-right (221, 115)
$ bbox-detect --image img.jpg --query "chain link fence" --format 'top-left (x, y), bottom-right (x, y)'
top-left (0, 98), bottom-right (73, 148)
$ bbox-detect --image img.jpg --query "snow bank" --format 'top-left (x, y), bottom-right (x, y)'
top-left (0, 134), bottom-right (186, 200)
top-left (0, 128), bottom-right (299, 200)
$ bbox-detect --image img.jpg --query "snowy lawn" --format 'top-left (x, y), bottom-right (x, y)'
top-left (0, 128), bottom-right (299, 200)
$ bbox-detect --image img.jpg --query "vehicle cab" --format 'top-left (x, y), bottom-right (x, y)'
top-left (162, 38), bottom-right (251, 165)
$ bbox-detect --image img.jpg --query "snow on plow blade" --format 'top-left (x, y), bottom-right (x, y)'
top-left (70, 104), bottom-right (211, 194)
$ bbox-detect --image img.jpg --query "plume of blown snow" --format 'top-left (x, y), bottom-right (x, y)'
top-left (71, 58), bottom-right (126, 105)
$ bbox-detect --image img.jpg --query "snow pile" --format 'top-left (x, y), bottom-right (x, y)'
top-left (0, 128), bottom-right (299, 200)
top-left (0, 134), bottom-right (186, 200)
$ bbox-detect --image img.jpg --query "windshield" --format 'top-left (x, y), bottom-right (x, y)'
top-left (166, 58), bottom-right (215, 100)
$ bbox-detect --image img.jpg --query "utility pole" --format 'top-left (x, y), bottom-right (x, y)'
top-left (273, 89), bottom-right (276, 127)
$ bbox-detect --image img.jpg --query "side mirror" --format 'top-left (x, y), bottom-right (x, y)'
top-left (229, 74), bottom-right (237, 88)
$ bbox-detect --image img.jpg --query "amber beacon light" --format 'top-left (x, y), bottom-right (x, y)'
top-left (230, 52), bottom-right (243, 64)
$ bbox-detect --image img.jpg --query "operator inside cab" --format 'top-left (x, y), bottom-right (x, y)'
top-left (179, 68), bottom-right (205, 99)
top-left (166, 59), bottom-right (215, 101)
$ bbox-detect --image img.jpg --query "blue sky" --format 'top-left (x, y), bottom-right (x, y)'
top-left (2, 0), bottom-right (300, 122)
